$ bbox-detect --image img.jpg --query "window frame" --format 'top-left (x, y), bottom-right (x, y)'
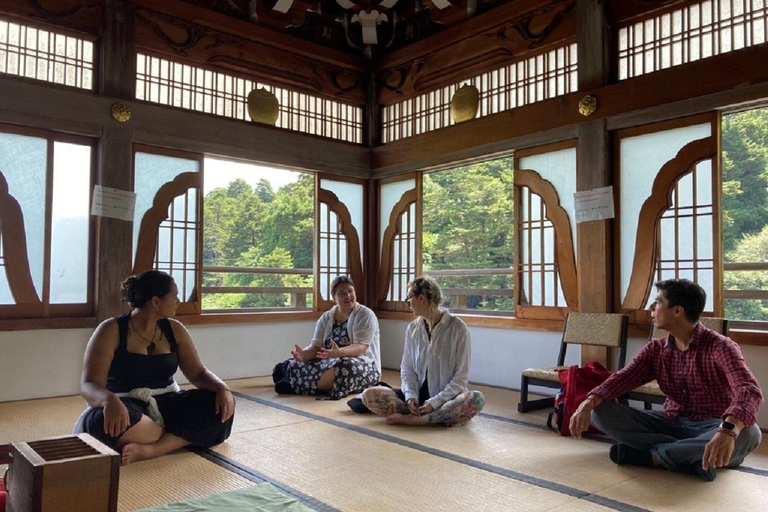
top-left (0, 122), bottom-right (96, 320)
top-left (132, 144), bottom-right (204, 316)
top-left (376, 172), bottom-right (421, 312)
top-left (613, 112), bottom-right (722, 325)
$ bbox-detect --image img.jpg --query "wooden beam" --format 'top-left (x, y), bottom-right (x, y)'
top-left (132, 0), bottom-right (366, 105)
top-left (132, 0), bottom-right (362, 68)
top-left (0, 0), bottom-right (103, 36)
top-left (101, 0), bottom-right (135, 99)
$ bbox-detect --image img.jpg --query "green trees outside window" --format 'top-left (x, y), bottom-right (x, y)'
top-left (722, 107), bottom-right (768, 322)
top-left (202, 170), bottom-right (314, 310)
top-left (422, 158), bottom-right (515, 312)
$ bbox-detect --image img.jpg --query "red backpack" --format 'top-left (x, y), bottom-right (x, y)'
top-left (547, 361), bottom-right (612, 437)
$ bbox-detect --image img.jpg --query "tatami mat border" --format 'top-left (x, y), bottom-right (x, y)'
top-left (231, 392), bottom-right (654, 512)
top-left (191, 447), bottom-right (342, 512)
top-left (733, 465), bottom-right (768, 477)
top-left (478, 412), bottom-right (613, 444)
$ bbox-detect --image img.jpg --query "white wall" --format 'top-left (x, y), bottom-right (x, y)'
top-left (0, 321), bottom-right (315, 403)
top-left (1, 319), bottom-right (765, 427)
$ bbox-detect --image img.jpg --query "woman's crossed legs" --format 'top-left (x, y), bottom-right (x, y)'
top-left (362, 386), bottom-right (485, 426)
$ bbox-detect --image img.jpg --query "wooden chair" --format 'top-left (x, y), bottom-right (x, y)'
top-left (518, 313), bottom-right (629, 413)
top-left (624, 317), bottom-right (729, 409)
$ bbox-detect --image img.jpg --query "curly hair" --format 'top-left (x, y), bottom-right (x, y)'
top-left (408, 276), bottom-right (443, 308)
top-left (120, 270), bottom-right (175, 309)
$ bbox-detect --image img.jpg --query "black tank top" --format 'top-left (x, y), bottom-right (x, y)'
top-left (106, 313), bottom-right (179, 393)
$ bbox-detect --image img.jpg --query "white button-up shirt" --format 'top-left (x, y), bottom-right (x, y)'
top-left (400, 308), bottom-right (470, 410)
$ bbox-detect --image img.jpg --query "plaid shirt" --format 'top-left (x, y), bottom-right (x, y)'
top-left (591, 323), bottom-right (763, 426)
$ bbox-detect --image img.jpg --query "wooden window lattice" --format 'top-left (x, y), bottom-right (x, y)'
top-left (518, 187), bottom-right (564, 308)
top-left (652, 164), bottom-right (715, 305)
top-left (0, 18), bottom-right (94, 89)
top-left (152, 190), bottom-right (199, 305)
top-left (319, 203), bottom-right (349, 301)
top-left (381, 43), bottom-right (577, 144)
top-left (136, 53), bottom-right (362, 144)
top-left (387, 203), bottom-right (417, 302)
top-left (618, 0), bottom-right (768, 80)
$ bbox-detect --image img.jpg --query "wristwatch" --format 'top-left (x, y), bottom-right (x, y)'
top-left (719, 421), bottom-right (741, 437)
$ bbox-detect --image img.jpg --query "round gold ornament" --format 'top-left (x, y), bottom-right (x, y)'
top-left (111, 102), bottom-right (131, 122)
top-left (247, 88), bottom-right (280, 126)
top-left (578, 95), bottom-right (597, 117)
top-left (450, 84), bottom-right (480, 123)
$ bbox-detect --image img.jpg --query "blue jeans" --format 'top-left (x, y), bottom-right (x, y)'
top-left (591, 401), bottom-right (762, 470)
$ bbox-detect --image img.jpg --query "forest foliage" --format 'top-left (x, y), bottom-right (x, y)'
top-left (722, 108), bottom-right (768, 321)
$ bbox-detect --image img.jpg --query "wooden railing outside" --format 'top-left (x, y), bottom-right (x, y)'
top-left (423, 268), bottom-right (514, 315)
top-left (202, 266), bottom-right (313, 310)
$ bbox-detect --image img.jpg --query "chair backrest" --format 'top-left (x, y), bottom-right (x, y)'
top-left (650, 317), bottom-right (729, 339)
top-left (557, 313), bottom-right (629, 369)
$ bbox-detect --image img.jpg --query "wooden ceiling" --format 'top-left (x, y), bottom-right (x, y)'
top-left (175, 0), bottom-right (511, 57)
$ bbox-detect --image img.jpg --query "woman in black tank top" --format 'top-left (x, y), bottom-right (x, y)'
top-left (78, 270), bottom-right (235, 465)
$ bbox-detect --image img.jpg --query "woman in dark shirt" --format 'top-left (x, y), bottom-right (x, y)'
top-left (77, 270), bottom-right (234, 465)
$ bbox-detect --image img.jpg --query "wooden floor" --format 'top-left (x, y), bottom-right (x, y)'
top-left (1, 370), bottom-right (766, 512)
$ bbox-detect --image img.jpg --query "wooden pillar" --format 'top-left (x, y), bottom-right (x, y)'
top-left (364, 178), bottom-right (379, 308)
top-left (365, 71), bottom-right (380, 308)
top-left (96, 0), bottom-right (136, 321)
top-left (577, 0), bottom-right (612, 366)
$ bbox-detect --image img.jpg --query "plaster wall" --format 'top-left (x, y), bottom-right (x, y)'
top-left (0, 320), bottom-right (765, 426)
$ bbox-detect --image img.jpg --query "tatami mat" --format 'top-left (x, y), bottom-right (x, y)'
top-left (0, 395), bottom-right (84, 441)
top-left (597, 468), bottom-right (768, 512)
top-left (118, 450), bottom-right (253, 512)
top-left (228, 393), bottom-right (650, 493)
top-left (213, 420), bottom-right (578, 512)
top-left (1, 374), bottom-right (767, 512)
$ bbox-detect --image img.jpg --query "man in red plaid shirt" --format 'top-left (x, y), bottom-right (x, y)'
top-left (569, 279), bottom-right (763, 481)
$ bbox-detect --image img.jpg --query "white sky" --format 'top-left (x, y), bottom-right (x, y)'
top-left (203, 157), bottom-right (302, 195)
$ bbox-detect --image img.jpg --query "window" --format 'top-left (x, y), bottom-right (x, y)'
top-left (617, 114), bottom-right (719, 324)
top-left (201, 158), bottom-right (314, 312)
top-left (317, 175), bottom-right (365, 308)
top-left (133, 146), bottom-right (202, 315)
top-left (377, 175), bottom-right (420, 310)
top-left (136, 53), bottom-right (362, 143)
top-left (0, 17), bottom-right (95, 89)
top-left (618, 0), bottom-right (768, 80)
top-left (515, 143), bottom-right (578, 319)
top-left (422, 159), bottom-right (515, 314)
top-left (382, 43), bottom-right (577, 143)
top-left (722, 106), bottom-right (768, 328)
top-left (0, 125), bottom-right (94, 319)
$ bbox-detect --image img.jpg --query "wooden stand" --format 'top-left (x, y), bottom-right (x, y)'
top-left (5, 434), bottom-right (119, 512)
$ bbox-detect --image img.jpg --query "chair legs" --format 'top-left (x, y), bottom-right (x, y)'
top-left (517, 375), bottom-right (556, 413)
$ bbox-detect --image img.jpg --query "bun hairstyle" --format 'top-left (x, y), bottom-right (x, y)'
top-left (408, 276), bottom-right (443, 308)
top-left (121, 270), bottom-right (175, 309)
top-left (330, 275), bottom-right (355, 295)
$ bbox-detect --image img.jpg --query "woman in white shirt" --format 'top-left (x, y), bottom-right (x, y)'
top-left (362, 276), bottom-right (485, 426)
top-left (273, 276), bottom-right (381, 400)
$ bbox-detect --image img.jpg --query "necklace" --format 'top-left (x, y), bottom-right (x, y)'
top-left (129, 319), bottom-right (158, 354)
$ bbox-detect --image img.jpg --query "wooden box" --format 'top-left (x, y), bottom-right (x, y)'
top-left (5, 434), bottom-right (119, 512)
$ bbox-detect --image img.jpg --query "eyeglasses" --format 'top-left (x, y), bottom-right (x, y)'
top-left (404, 292), bottom-right (420, 304)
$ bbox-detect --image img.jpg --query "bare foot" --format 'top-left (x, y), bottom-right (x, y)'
top-left (385, 413), bottom-right (428, 426)
top-left (121, 443), bottom-right (159, 465)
